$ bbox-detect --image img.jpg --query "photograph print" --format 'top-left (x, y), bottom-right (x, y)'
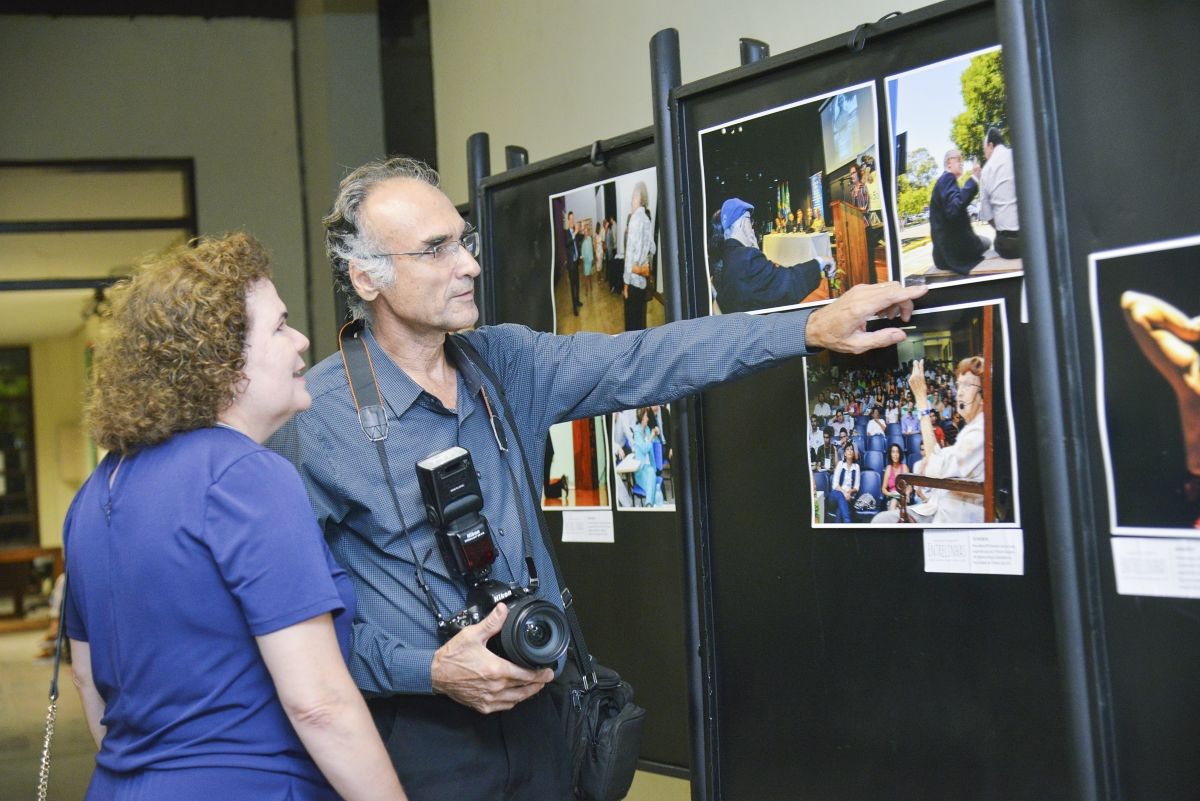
top-left (698, 81), bottom-right (891, 315)
top-left (887, 46), bottom-right (1023, 288)
top-left (549, 167), bottom-right (662, 336)
top-left (610, 403), bottom-right (676, 511)
top-left (804, 299), bottom-right (1018, 528)
top-left (1090, 234), bottom-right (1200, 536)
top-left (541, 415), bottom-right (612, 512)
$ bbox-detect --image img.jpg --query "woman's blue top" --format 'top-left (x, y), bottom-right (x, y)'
top-left (64, 427), bottom-right (355, 782)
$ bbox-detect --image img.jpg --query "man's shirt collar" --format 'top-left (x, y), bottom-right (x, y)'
top-left (362, 325), bottom-right (483, 417)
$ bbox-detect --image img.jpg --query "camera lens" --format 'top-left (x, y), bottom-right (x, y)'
top-left (525, 619), bottom-right (550, 647)
top-left (498, 595), bottom-right (569, 669)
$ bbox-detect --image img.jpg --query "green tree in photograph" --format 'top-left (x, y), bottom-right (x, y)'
top-left (897, 147), bottom-right (937, 220)
top-left (950, 49), bottom-right (1008, 162)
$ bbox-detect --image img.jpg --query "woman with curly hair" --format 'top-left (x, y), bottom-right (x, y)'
top-left (65, 233), bottom-right (406, 800)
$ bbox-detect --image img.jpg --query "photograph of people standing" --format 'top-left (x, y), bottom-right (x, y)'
top-left (548, 168), bottom-right (662, 336)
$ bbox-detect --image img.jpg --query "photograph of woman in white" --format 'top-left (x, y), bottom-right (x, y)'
top-left (872, 356), bottom-right (985, 524)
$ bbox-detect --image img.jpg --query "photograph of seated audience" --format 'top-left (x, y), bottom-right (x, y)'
top-left (542, 415), bottom-right (611, 510)
top-left (700, 83), bottom-right (891, 314)
top-left (611, 404), bottom-right (676, 510)
top-left (889, 46), bottom-right (1023, 287)
top-left (549, 167), bottom-right (663, 335)
top-left (804, 301), bottom-right (1016, 526)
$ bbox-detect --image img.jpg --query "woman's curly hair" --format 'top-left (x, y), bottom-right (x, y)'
top-left (87, 232), bottom-right (272, 454)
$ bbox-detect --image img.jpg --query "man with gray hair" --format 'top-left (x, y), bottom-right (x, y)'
top-left (930, 148), bottom-right (990, 274)
top-left (713, 197), bottom-right (835, 313)
top-left (273, 157), bottom-right (925, 800)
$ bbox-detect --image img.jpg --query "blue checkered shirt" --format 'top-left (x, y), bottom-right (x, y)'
top-left (269, 309), bottom-right (816, 696)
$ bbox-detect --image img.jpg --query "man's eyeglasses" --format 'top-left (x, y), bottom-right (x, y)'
top-left (373, 227), bottom-right (481, 263)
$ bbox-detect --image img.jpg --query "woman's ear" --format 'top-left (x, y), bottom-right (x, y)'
top-left (348, 263), bottom-right (381, 303)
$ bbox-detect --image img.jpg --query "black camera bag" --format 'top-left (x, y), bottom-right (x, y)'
top-left (451, 335), bottom-right (647, 801)
top-left (550, 651), bottom-right (646, 801)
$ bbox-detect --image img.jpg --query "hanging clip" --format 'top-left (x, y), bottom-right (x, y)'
top-left (847, 11), bottom-right (902, 52)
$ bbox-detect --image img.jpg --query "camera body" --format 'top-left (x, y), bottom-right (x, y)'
top-left (416, 447), bottom-right (569, 670)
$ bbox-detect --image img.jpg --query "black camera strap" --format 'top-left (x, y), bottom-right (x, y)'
top-left (338, 322), bottom-right (545, 636)
top-left (450, 334), bottom-right (597, 689)
top-left (338, 320), bottom-right (447, 628)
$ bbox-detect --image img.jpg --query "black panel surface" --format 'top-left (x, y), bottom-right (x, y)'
top-left (478, 134), bottom-right (691, 771)
top-left (672, 3), bottom-right (1073, 798)
top-left (1024, 1), bottom-right (1200, 798)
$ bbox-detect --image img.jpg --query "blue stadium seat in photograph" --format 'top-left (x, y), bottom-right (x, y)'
top-left (854, 470), bottom-right (883, 523)
top-left (850, 433), bottom-right (866, 455)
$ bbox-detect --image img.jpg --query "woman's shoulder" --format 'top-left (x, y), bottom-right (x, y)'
top-left (164, 427), bottom-right (294, 482)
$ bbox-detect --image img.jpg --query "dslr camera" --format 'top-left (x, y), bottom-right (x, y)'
top-left (416, 446), bottom-right (569, 669)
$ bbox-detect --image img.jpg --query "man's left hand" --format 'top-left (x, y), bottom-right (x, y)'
top-left (806, 282), bottom-right (928, 354)
top-left (431, 603), bottom-right (554, 715)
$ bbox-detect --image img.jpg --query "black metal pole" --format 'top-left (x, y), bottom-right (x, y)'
top-left (738, 37), bottom-right (770, 65)
top-left (504, 145), bottom-right (529, 170)
top-left (466, 132), bottom-right (493, 325)
top-left (651, 27), bottom-right (712, 801)
top-left (997, 1), bottom-right (1112, 799)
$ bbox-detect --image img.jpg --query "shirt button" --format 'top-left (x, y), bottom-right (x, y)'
top-left (498, 528), bottom-right (506, 537)
top-left (476, 470), bottom-right (482, 479)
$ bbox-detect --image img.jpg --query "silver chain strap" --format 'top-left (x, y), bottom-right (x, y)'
top-left (37, 696), bottom-right (58, 801)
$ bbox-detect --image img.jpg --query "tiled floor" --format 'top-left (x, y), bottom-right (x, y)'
top-left (626, 769), bottom-right (691, 801)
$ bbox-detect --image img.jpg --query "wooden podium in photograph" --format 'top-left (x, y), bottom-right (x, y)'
top-left (830, 200), bottom-right (870, 292)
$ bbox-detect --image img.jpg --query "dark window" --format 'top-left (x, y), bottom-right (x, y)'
top-left (0, 347), bottom-right (36, 546)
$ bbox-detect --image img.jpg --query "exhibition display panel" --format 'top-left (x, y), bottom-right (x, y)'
top-left (470, 1), bottom-right (1195, 797)
top-left (660, 1), bottom-right (1071, 798)
top-left (1002, 0), bottom-right (1200, 797)
top-left (476, 129), bottom-right (690, 774)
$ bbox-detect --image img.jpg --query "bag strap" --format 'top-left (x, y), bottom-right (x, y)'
top-left (450, 333), bottom-right (599, 690)
top-left (48, 575), bottom-right (67, 702)
top-left (38, 574), bottom-right (68, 801)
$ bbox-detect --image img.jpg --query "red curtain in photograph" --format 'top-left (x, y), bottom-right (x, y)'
top-left (572, 418), bottom-right (596, 490)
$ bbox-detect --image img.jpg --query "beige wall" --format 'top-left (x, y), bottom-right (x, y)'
top-left (0, 15), bottom-right (307, 548)
top-left (430, 0), bottom-right (933, 205)
top-left (0, 11), bottom-right (384, 544)
top-left (0, 15), bottom-right (311, 338)
top-left (30, 330), bottom-right (91, 548)
top-left (295, 0), bottom-right (387, 357)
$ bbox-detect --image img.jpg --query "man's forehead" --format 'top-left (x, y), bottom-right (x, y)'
top-left (363, 178), bottom-right (459, 242)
